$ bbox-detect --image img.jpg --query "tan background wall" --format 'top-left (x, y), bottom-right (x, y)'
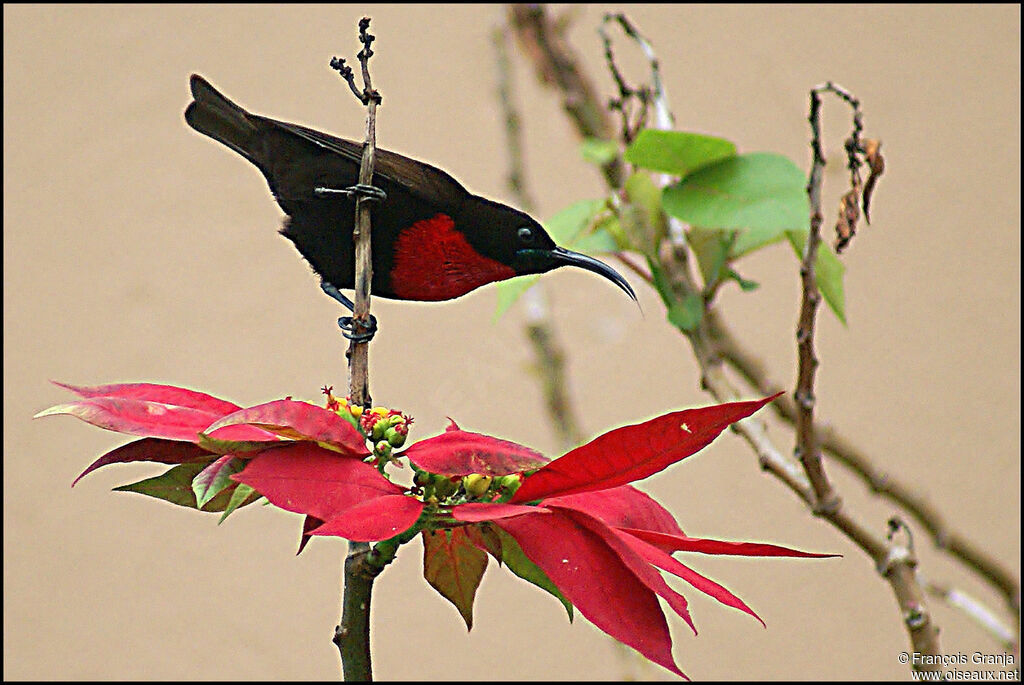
top-left (4, 4), bottom-right (1019, 680)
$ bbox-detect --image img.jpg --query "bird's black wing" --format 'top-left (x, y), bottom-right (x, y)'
top-left (261, 118), bottom-right (471, 213)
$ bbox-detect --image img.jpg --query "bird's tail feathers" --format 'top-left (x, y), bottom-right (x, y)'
top-left (184, 74), bottom-right (260, 162)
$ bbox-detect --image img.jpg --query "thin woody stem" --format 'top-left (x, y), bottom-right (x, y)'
top-left (796, 86), bottom-right (840, 511)
top-left (330, 17), bottom-right (383, 682)
top-left (347, 16), bottom-right (381, 410)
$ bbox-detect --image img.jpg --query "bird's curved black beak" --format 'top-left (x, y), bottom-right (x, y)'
top-left (550, 246), bottom-right (637, 302)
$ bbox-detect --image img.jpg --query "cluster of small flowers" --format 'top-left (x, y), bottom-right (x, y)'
top-left (412, 470), bottom-right (522, 505)
top-left (322, 386), bottom-right (412, 463)
top-left (321, 388), bottom-right (519, 502)
top-left (359, 407), bottom-right (411, 448)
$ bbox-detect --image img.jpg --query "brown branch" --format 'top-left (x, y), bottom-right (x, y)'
top-left (708, 312), bottom-right (1022, 623)
top-left (329, 17), bottom-right (383, 682)
top-left (493, 25), bottom-right (585, 449)
top-left (924, 579), bottom-right (1019, 655)
top-left (346, 17), bottom-right (382, 410)
top-left (507, 4), bottom-right (624, 189)
top-left (796, 85), bottom-right (842, 511)
top-left (335, 545), bottom-right (376, 680)
top-left (493, 26), bottom-right (539, 215)
top-left (613, 251), bottom-right (654, 286)
top-left (507, 7), bottom-right (952, 673)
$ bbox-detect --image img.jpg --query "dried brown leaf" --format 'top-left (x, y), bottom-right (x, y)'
top-left (863, 138), bottom-right (885, 223)
top-left (835, 188), bottom-right (861, 254)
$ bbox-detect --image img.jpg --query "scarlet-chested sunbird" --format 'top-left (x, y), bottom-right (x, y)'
top-left (185, 75), bottom-right (636, 316)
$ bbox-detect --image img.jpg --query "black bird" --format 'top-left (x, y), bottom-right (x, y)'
top-left (184, 75), bottom-right (635, 329)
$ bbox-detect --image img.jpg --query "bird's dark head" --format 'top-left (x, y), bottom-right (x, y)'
top-left (466, 198), bottom-right (637, 302)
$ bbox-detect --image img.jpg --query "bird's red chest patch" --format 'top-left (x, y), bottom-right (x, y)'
top-left (389, 214), bottom-right (516, 301)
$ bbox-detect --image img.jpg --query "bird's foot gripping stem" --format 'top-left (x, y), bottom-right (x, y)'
top-left (320, 282), bottom-right (378, 343)
top-left (314, 183), bottom-right (387, 204)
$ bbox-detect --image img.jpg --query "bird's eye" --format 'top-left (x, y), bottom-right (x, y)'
top-left (518, 227), bottom-right (535, 244)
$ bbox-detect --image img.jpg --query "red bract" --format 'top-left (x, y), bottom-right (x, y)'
top-left (509, 393), bottom-right (782, 503)
top-left (38, 381), bottom-right (279, 449)
top-left (403, 419), bottom-right (548, 476)
top-left (231, 442), bottom-right (424, 541)
top-left (439, 392), bottom-right (836, 678)
top-left (453, 485), bottom-right (834, 678)
top-left (206, 399), bottom-right (370, 456)
top-left (249, 391), bottom-right (828, 678)
top-left (39, 383), bottom-right (369, 516)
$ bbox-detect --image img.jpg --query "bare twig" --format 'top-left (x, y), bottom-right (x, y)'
top-left (598, 13), bottom-right (674, 145)
top-left (493, 27), bottom-right (538, 214)
top-left (598, 20), bottom-right (648, 144)
top-left (346, 18), bottom-right (382, 410)
top-left (797, 85), bottom-right (842, 512)
top-left (329, 17), bottom-right (383, 681)
top-left (613, 251), bottom-right (654, 285)
top-left (599, 12), bottom-right (695, 277)
top-left (335, 545), bottom-right (375, 680)
top-left (806, 82), bottom-right (885, 254)
top-left (507, 4), bottom-right (624, 189)
top-left (925, 579), bottom-right (1019, 654)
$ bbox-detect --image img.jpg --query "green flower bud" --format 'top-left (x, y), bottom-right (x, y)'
top-left (371, 420), bottom-right (389, 441)
top-left (497, 474), bottom-right (522, 495)
top-left (432, 476), bottom-right (459, 499)
top-left (374, 440), bottom-right (392, 460)
top-left (385, 426), bottom-right (407, 447)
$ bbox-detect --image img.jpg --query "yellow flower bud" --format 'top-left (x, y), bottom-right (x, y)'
top-left (462, 473), bottom-right (493, 498)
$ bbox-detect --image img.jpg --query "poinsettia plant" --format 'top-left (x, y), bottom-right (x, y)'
top-left (39, 381), bottom-right (835, 678)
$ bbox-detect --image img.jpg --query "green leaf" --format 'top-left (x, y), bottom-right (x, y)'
top-left (647, 259), bottom-right (679, 307)
top-left (667, 294), bottom-right (704, 332)
top-left (493, 274), bottom-right (541, 321)
top-left (687, 227), bottom-right (734, 288)
top-left (496, 528), bottom-right (573, 621)
top-left (624, 171), bottom-right (666, 254)
top-left (422, 528), bottom-right (489, 630)
top-left (114, 461), bottom-right (249, 512)
top-left (114, 462), bottom-right (207, 508)
top-left (727, 268), bottom-right (760, 292)
top-left (192, 455), bottom-right (244, 508)
top-left (730, 224), bottom-right (793, 257)
top-left (625, 129), bottom-right (737, 177)
top-left (580, 138), bottom-right (619, 166)
top-left (219, 483), bottom-right (257, 524)
top-left (576, 213), bottom-right (620, 254)
top-left (683, 228), bottom-right (761, 296)
top-left (648, 252), bottom-right (706, 331)
top-left (543, 199), bottom-right (604, 246)
top-left (787, 231), bottom-right (847, 324)
top-left (663, 152), bottom-right (809, 255)
top-left (585, 211), bottom-right (622, 252)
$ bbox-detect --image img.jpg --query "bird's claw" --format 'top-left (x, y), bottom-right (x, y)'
top-left (314, 183), bottom-right (387, 203)
top-left (321, 281), bottom-right (379, 342)
top-left (347, 183), bottom-right (387, 203)
top-left (338, 314), bottom-right (378, 343)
